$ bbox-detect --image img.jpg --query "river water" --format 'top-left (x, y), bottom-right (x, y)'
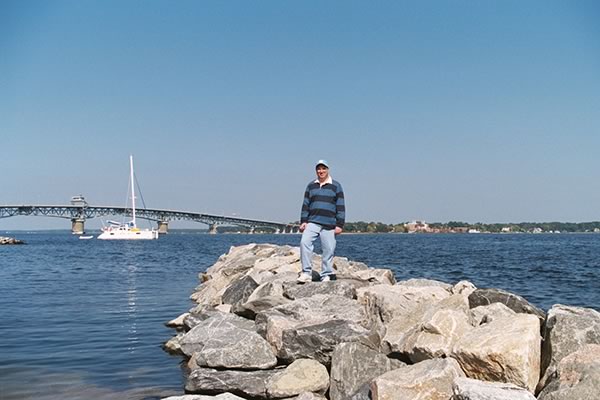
top-left (1, 232), bottom-right (599, 399)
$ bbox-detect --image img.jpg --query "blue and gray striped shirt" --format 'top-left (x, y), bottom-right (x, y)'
top-left (301, 179), bottom-right (345, 230)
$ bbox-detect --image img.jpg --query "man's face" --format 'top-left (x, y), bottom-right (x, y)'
top-left (316, 165), bottom-right (329, 181)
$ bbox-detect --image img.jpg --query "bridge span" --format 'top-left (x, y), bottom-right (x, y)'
top-left (0, 205), bottom-right (299, 234)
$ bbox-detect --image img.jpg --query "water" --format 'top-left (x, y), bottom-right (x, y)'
top-left (1, 232), bottom-right (599, 399)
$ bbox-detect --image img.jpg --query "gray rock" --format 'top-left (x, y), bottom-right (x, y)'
top-left (184, 311), bottom-right (216, 330)
top-left (398, 278), bottom-right (452, 290)
top-left (185, 367), bottom-right (279, 398)
top-left (452, 314), bottom-right (541, 392)
top-left (180, 313), bottom-right (276, 370)
top-left (452, 280), bottom-right (477, 296)
top-left (397, 304), bottom-right (473, 363)
top-left (451, 377), bottom-right (536, 400)
top-left (279, 319), bottom-right (380, 365)
top-left (332, 257), bottom-right (370, 274)
top-left (468, 288), bottom-right (546, 324)
top-left (357, 284), bottom-right (451, 325)
top-left (283, 280), bottom-right (358, 300)
top-left (222, 275), bottom-right (259, 306)
top-left (184, 312), bottom-right (255, 337)
top-left (538, 305), bottom-right (600, 391)
top-left (266, 359), bottom-right (330, 398)
top-left (166, 312), bottom-right (190, 329)
top-left (193, 328), bottom-right (277, 370)
top-left (537, 344), bottom-right (600, 400)
top-left (386, 294), bottom-right (471, 361)
top-left (469, 303), bottom-right (516, 326)
top-left (233, 280), bottom-right (292, 318)
top-left (339, 268), bottom-right (396, 285)
top-left (348, 384), bottom-right (371, 400)
top-left (371, 358), bottom-right (465, 400)
top-left (163, 332), bottom-right (186, 355)
top-left (255, 294), bottom-right (370, 355)
top-left (330, 342), bottom-right (404, 400)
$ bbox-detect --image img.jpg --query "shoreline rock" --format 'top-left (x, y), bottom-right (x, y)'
top-left (162, 243), bottom-right (600, 400)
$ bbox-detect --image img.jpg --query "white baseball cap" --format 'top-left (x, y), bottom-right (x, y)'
top-left (315, 159), bottom-right (330, 168)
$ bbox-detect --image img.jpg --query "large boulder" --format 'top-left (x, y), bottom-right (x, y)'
top-left (468, 288), bottom-right (546, 324)
top-left (451, 377), bottom-right (536, 400)
top-left (180, 313), bottom-right (276, 370)
top-left (233, 280), bottom-right (291, 318)
top-left (221, 275), bottom-right (259, 306)
top-left (371, 358), bottom-right (465, 400)
top-left (386, 294), bottom-right (472, 362)
top-left (329, 342), bottom-right (404, 400)
top-left (537, 344), bottom-right (600, 400)
top-left (538, 305), bottom-right (600, 391)
top-left (279, 319), bottom-right (380, 365)
top-left (357, 283), bottom-right (451, 325)
top-left (266, 359), bottom-right (330, 398)
top-left (255, 294), bottom-right (370, 355)
top-left (185, 367), bottom-right (279, 398)
top-left (395, 303), bottom-right (473, 362)
top-left (452, 313), bottom-right (541, 392)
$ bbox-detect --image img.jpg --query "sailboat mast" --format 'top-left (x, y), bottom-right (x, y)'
top-left (130, 154), bottom-right (136, 226)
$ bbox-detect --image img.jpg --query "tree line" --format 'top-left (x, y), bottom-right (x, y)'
top-left (342, 221), bottom-right (600, 233)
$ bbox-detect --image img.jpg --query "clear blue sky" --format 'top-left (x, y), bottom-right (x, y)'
top-left (2, 1), bottom-right (600, 230)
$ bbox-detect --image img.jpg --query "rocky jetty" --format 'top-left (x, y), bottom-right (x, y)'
top-left (163, 243), bottom-right (600, 400)
top-left (0, 236), bottom-right (24, 245)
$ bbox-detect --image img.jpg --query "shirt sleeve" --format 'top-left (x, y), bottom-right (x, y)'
top-left (336, 183), bottom-right (345, 228)
top-left (300, 185), bottom-right (310, 224)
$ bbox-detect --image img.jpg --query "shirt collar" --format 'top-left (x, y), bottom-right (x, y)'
top-left (314, 176), bottom-right (333, 186)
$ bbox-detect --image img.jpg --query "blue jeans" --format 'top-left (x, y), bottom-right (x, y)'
top-left (300, 222), bottom-right (336, 278)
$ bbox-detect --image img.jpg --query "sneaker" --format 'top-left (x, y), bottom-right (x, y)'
top-left (297, 273), bottom-right (312, 284)
top-left (320, 276), bottom-right (331, 282)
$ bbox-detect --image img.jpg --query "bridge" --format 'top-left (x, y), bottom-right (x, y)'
top-left (0, 205), bottom-right (299, 234)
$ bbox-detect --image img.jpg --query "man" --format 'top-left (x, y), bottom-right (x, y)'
top-left (297, 160), bottom-right (345, 283)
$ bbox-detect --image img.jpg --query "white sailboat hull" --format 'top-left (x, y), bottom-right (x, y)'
top-left (97, 227), bottom-right (158, 240)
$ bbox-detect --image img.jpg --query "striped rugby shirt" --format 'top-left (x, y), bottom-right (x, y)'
top-left (301, 177), bottom-right (345, 230)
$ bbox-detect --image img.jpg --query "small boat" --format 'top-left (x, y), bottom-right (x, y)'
top-left (79, 235), bottom-right (94, 240)
top-left (97, 155), bottom-right (159, 240)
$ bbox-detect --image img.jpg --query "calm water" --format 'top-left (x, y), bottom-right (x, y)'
top-left (1, 232), bottom-right (599, 399)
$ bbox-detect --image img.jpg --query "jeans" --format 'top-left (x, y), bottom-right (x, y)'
top-left (300, 222), bottom-right (336, 278)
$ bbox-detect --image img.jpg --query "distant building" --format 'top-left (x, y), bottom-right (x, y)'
top-left (405, 220), bottom-right (431, 233)
top-left (501, 227), bottom-right (512, 233)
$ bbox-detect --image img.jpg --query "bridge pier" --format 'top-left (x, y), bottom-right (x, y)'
top-left (157, 221), bottom-right (169, 234)
top-left (209, 224), bottom-right (218, 234)
top-left (71, 218), bottom-right (85, 235)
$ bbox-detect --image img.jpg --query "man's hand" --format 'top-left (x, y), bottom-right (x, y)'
top-left (335, 226), bottom-right (343, 235)
top-left (299, 223), bottom-right (307, 232)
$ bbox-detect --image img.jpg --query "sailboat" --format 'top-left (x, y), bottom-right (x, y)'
top-left (97, 155), bottom-right (159, 240)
